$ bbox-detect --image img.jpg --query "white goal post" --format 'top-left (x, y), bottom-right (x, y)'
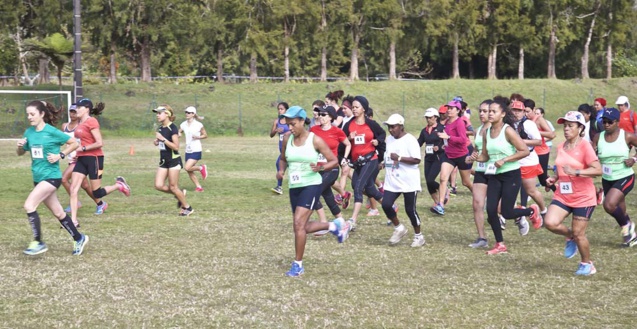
top-left (0, 90), bottom-right (73, 140)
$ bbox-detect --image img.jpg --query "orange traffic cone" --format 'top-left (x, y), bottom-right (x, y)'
top-left (129, 145), bottom-right (135, 156)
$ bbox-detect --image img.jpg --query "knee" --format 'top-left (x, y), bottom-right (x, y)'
top-left (154, 184), bottom-right (164, 191)
top-left (23, 202), bottom-right (36, 213)
top-left (169, 184), bottom-right (180, 193)
top-left (602, 200), bottom-right (616, 214)
top-left (92, 187), bottom-right (107, 198)
top-left (462, 180), bottom-right (472, 188)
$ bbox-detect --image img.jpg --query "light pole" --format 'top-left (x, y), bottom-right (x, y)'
top-left (73, 0), bottom-right (83, 102)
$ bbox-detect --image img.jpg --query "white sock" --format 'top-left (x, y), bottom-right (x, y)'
top-left (395, 224), bottom-right (404, 230)
top-left (541, 208), bottom-right (548, 214)
top-left (329, 222), bottom-right (336, 232)
top-left (414, 233), bottom-right (422, 238)
top-left (294, 260), bottom-right (302, 267)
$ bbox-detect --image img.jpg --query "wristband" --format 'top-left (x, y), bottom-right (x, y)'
top-left (397, 156), bottom-right (402, 162)
top-left (82, 146), bottom-right (86, 152)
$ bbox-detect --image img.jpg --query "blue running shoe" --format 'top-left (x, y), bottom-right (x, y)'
top-left (331, 218), bottom-right (350, 243)
top-left (73, 234), bottom-right (89, 256)
top-left (574, 262), bottom-right (596, 276)
top-left (564, 239), bottom-right (577, 259)
top-left (95, 202), bottom-right (108, 215)
top-left (432, 204), bottom-right (445, 215)
top-left (23, 241), bottom-right (48, 255)
top-left (285, 262), bottom-right (304, 277)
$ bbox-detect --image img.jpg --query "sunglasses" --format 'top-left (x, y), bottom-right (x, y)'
top-left (318, 112), bottom-right (330, 117)
top-left (185, 112), bottom-right (194, 114)
top-left (313, 108), bottom-right (320, 112)
top-left (602, 119), bottom-right (615, 125)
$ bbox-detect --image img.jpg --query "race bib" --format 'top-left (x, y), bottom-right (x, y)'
top-left (602, 165), bottom-right (612, 175)
top-left (476, 162), bottom-right (486, 171)
top-left (158, 142), bottom-right (166, 151)
top-left (317, 153), bottom-right (327, 163)
top-left (31, 145), bottom-right (44, 159)
top-left (385, 155), bottom-right (394, 167)
top-left (289, 172), bottom-right (302, 184)
top-left (186, 145), bottom-right (192, 153)
top-left (560, 182), bottom-right (573, 194)
top-left (485, 163), bottom-right (497, 175)
top-left (354, 135), bottom-right (365, 145)
top-left (425, 144), bottom-right (434, 154)
top-left (279, 134), bottom-right (284, 142)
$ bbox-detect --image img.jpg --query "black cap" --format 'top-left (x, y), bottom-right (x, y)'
top-left (322, 105), bottom-right (337, 120)
top-left (77, 98), bottom-right (93, 109)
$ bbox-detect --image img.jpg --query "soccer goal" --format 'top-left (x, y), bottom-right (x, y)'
top-left (0, 90), bottom-right (73, 139)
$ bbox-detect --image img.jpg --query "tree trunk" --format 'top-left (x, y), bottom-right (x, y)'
top-left (518, 47), bottom-right (524, 80)
top-left (349, 30), bottom-right (360, 81)
top-left (56, 65), bottom-right (63, 87)
top-left (140, 35), bottom-right (152, 82)
top-left (250, 52), bottom-right (257, 83)
top-left (468, 58), bottom-right (474, 79)
top-left (14, 28), bottom-right (36, 86)
top-left (320, 46), bottom-right (327, 82)
top-left (452, 32), bottom-right (459, 79)
top-left (284, 44), bottom-right (290, 83)
top-left (38, 58), bottom-right (50, 84)
top-left (216, 45), bottom-right (224, 83)
top-left (109, 40), bottom-right (117, 84)
top-left (547, 26), bottom-right (557, 79)
top-left (389, 40), bottom-right (396, 80)
top-left (487, 44), bottom-right (497, 80)
top-left (606, 43), bottom-right (612, 79)
top-left (581, 13), bottom-right (597, 79)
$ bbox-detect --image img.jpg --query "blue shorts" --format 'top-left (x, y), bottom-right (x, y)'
top-left (288, 184), bottom-right (322, 213)
top-left (185, 152), bottom-right (202, 161)
top-left (550, 199), bottom-right (595, 220)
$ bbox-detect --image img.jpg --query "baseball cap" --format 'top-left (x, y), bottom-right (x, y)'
top-left (69, 104), bottom-right (77, 111)
top-left (153, 106), bottom-right (174, 116)
top-left (557, 111), bottom-right (585, 125)
top-left (424, 108), bottom-right (439, 117)
top-left (383, 114), bottom-right (405, 125)
top-left (510, 100), bottom-right (525, 110)
top-left (616, 96), bottom-right (630, 107)
top-left (76, 98), bottom-right (93, 109)
top-left (321, 105), bottom-right (337, 120)
top-left (601, 107), bottom-right (620, 121)
top-left (281, 106), bottom-right (307, 120)
top-left (185, 106), bottom-right (197, 114)
top-left (446, 100), bottom-right (461, 109)
top-left (438, 105), bottom-right (448, 114)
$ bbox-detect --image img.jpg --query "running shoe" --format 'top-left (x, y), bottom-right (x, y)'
top-left (450, 186), bottom-right (457, 196)
top-left (334, 194), bottom-right (343, 206)
top-left (625, 235), bottom-right (637, 248)
top-left (342, 191), bottom-right (352, 210)
top-left (313, 229), bottom-right (329, 237)
top-left (94, 202), bottom-right (108, 215)
top-left (195, 187), bottom-right (204, 192)
top-left (574, 262), bottom-right (596, 276)
top-left (621, 222), bottom-right (636, 246)
top-left (486, 242), bottom-right (507, 255)
top-left (444, 188), bottom-right (450, 205)
top-left (331, 217), bottom-right (350, 243)
top-left (200, 164), bottom-right (208, 180)
top-left (529, 204), bottom-right (542, 229)
top-left (23, 241), bottom-right (48, 255)
top-left (515, 216), bottom-right (530, 236)
top-left (179, 207), bottom-right (194, 217)
top-left (271, 186), bottom-right (283, 195)
top-left (64, 202), bottom-right (82, 213)
top-left (411, 235), bottom-right (426, 247)
top-left (389, 224), bottom-right (408, 245)
top-left (116, 176), bottom-right (131, 196)
top-left (431, 204), bottom-right (444, 216)
top-left (348, 218), bottom-right (357, 232)
top-left (367, 208), bottom-right (380, 217)
top-left (469, 238), bottom-right (488, 248)
top-left (564, 238), bottom-right (578, 259)
top-left (72, 234), bottom-right (89, 256)
top-left (499, 214), bottom-right (506, 230)
top-left (596, 187), bottom-right (604, 205)
top-left (285, 262), bottom-right (305, 277)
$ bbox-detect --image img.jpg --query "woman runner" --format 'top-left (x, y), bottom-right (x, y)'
top-left (270, 102), bottom-right (290, 195)
top-left (179, 106), bottom-right (208, 192)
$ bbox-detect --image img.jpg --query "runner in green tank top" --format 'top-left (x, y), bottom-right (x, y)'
top-left (16, 100), bottom-right (89, 256)
top-left (592, 107), bottom-right (637, 247)
top-left (276, 106), bottom-right (350, 277)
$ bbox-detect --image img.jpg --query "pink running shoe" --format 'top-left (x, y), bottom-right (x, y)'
top-left (486, 242), bottom-right (508, 255)
top-left (116, 176), bottom-right (131, 197)
top-left (195, 187), bottom-right (204, 192)
top-left (529, 204), bottom-right (542, 229)
top-left (200, 165), bottom-right (208, 180)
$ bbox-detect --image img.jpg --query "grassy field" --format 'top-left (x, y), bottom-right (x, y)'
top-left (1, 135), bottom-right (636, 328)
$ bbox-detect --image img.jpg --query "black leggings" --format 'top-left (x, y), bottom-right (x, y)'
top-left (351, 159), bottom-right (383, 203)
top-left (382, 190), bottom-right (421, 228)
top-left (316, 169), bottom-right (341, 217)
top-left (538, 153), bottom-right (555, 191)
top-left (486, 169), bottom-right (533, 243)
top-left (424, 155), bottom-right (442, 194)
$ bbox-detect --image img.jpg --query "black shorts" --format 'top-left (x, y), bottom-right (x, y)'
top-left (602, 174), bottom-right (635, 196)
top-left (34, 178), bottom-right (62, 189)
top-left (473, 171), bottom-right (488, 185)
top-left (443, 154), bottom-right (472, 171)
top-left (159, 157), bottom-right (183, 169)
top-left (73, 156), bottom-right (104, 180)
top-left (550, 199), bottom-right (595, 219)
top-left (289, 184), bottom-right (322, 213)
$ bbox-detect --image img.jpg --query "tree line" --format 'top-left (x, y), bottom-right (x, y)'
top-left (1, 0), bottom-right (637, 85)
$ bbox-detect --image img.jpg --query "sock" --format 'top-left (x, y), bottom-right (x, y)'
top-left (97, 201), bottom-right (104, 206)
top-left (611, 207), bottom-right (629, 227)
top-left (329, 222), bottom-right (336, 232)
top-left (414, 233), bottom-right (422, 238)
top-left (27, 211), bottom-right (42, 242)
top-left (60, 215), bottom-right (81, 241)
top-left (294, 260), bottom-right (303, 267)
top-left (395, 224), bottom-right (403, 230)
top-left (541, 208), bottom-right (548, 215)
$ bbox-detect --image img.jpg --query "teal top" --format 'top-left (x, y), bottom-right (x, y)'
top-left (485, 124), bottom-right (520, 174)
top-left (598, 130), bottom-right (633, 181)
top-left (22, 123), bottom-right (70, 183)
top-left (474, 125), bottom-right (485, 173)
top-left (286, 132), bottom-right (322, 189)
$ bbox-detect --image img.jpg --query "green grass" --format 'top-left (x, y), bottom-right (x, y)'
top-left (1, 136), bottom-right (636, 328)
top-left (1, 77), bottom-right (636, 137)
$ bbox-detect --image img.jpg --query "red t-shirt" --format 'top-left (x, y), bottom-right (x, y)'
top-left (74, 117), bottom-right (104, 157)
top-left (349, 121), bottom-right (377, 160)
top-left (618, 110), bottom-right (635, 133)
top-left (310, 125), bottom-right (347, 163)
top-left (553, 140), bottom-right (599, 207)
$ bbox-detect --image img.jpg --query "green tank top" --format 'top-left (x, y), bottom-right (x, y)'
top-left (486, 124), bottom-right (520, 174)
top-left (286, 132), bottom-right (322, 189)
top-left (474, 125), bottom-right (486, 172)
top-left (598, 130), bottom-right (633, 180)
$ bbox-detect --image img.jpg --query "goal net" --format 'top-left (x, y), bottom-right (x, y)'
top-left (0, 90), bottom-right (73, 139)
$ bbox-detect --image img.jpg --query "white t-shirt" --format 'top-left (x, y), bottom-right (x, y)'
top-left (383, 133), bottom-right (422, 193)
top-left (583, 121), bottom-right (591, 142)
top-left (515, 119), bottom-right (541, 166)
top-left (180, 120), bottom-right (204, 153)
